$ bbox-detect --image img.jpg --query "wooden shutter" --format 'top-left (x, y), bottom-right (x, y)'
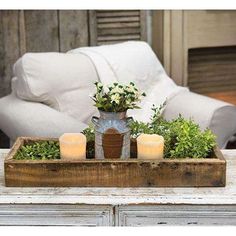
top-left (188, 46), bottom-right (236, 94)
top-left (188, 46), bottom-right (236, 105)
top-left (89, 10), bottom-right (147, 46)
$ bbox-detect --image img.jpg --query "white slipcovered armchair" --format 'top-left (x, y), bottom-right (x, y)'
top-left (0, 42), bottom-right (236, 148)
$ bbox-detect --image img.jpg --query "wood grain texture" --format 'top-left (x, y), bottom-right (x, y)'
top-left (170, 10), bottom-right (184, 85)
top-left (152, 11), bottom-right (164, 64)
top-left (0, 10), bottom-right (90, 102)
top-left (140, 11), bottom-right (147, 42)
top-left (59, 10), bottom-right (89, 52)
top-left (24, 10), bottom-right (59, 52)
top-left (18, 10), bottom-right (26, 55)
top-left (4, 137), bottom-right (226, 187)
top-left (89, 10), bottom-right (97, 46)
top-left (0, 11), bottom-right (21, 98)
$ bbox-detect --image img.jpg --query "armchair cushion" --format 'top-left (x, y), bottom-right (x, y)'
top-left (163, 91), bottom-right (236, 148)
top-left (13, 52), bottom-right (99, 124)
top-left (0, 94), bottom-right (87, 143)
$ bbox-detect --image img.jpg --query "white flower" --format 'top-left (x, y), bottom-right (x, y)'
top-left (95, 94), bottom-right (100, 100)
top-left (103, 86), bottom-right (109, 93)
top-left (92, 81), bottom-right (145, 112)
top-left (135, 91), bottom-right (142, 99)
top-left (126, 100), bottom-right (131, 105)
top-left (111, 94), bottom-right (120, 104)
top-left (110, 86), bottom-right (124, 94)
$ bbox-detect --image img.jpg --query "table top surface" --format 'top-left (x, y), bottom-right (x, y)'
top-left (0, 148), bottom-right (236, 205)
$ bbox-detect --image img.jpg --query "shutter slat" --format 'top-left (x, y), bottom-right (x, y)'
top-left (191, 86), bottom-right (236, 94)
top-left (189, 79), bottom-right (236, 88)
top-left (97, 16), bottom-right (140, 23)
top-left (96, 11), bottom-right (140, 18)
top-left (98, 22), bottom-right (140, 29)
top-left (98, 34), bottom-right (140, 41)
top-left (189, 68), bottom-right (236, 83)
top-left (97, 40), bottom-right (127, 46)
top-left (98, 27), bottom-right (140, 36)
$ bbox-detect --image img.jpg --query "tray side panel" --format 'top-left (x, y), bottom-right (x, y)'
top-left (4, 160), bottom-right (226, 187)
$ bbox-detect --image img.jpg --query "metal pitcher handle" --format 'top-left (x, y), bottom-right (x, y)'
top-left (126, 116), bottom-right (133, 124)
top-left (92, 116), bottom-right (99, 126)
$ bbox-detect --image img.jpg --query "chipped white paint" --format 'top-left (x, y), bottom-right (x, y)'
top-left (0, 149), bottom-right (236, 205)
top-left (116, 205), bottom-right (236, 226)
top-left (0, 204), bottom-right (113, 226)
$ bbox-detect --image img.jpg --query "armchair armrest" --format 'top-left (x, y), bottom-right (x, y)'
top-left (163, 91), bottom-right (236, 148)
top-left (0, 94), bottom-right (87, 143)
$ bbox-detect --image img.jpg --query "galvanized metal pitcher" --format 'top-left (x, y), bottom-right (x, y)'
top-left (92, 110), bottom-right (132, 159)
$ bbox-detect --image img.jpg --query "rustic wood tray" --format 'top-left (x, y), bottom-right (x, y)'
top-left (4, 137), bottom-right (226, 187)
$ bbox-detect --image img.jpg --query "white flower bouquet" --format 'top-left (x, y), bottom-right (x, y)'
top-left (91, 82), bottom-right (146, 112)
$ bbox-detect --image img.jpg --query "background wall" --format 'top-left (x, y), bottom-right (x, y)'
top-left (0, 10), bottom-right (148, 99)
top-left (152, 10), bottom-right (236, 105)
top-left (0, 10), bottom-right (89, 99)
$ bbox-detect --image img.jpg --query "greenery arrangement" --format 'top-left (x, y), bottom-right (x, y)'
top-left (14, 105), bottom-right (216, 160)
top-left (91, 81), bottom-right (146, 112)
top-left (81, 103), bottom-right (216, 159)
top-left (129, 104), bottom-right (216, 158)
top-left (15, 141), bottom-right (60, 160)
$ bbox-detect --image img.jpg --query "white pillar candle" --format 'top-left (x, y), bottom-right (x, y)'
top-left (59, 133), bottom-right (86, 160)
top-left (137, 134), bottom-right (164, 160)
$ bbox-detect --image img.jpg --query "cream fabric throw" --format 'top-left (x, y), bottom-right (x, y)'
top-left (69, 41), bottom-right (188, 122)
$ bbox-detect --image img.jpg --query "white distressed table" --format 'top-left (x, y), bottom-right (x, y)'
top-left (0, 149), bottom-right (236, 226)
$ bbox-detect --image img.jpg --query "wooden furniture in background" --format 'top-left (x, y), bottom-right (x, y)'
top-left (1, 148), bottom-right (236, 226)
top-left (152, 10), bottom-right (236, 105)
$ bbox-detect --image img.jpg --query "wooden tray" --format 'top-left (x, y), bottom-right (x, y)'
top-left (4, 137), bottom-right (226, 187)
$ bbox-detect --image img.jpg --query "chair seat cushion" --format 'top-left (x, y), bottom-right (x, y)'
top-left (13, 52), bottom-right (99, 123)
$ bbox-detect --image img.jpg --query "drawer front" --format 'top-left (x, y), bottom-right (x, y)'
top-left (0, 205), bottom-right (113, 226)
top-left (116, 205), bottom-right (236, 226)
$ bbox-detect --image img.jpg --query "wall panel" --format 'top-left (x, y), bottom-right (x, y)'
top-left (24, 10), bottom-right (60, 52)
top-left (59, 10), bottom-right (89, 52)
top-left (0, 11), bottom-right (21, 97)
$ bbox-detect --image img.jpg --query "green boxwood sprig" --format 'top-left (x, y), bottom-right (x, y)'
top-left (15, 141), bottom-right (60, 160)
